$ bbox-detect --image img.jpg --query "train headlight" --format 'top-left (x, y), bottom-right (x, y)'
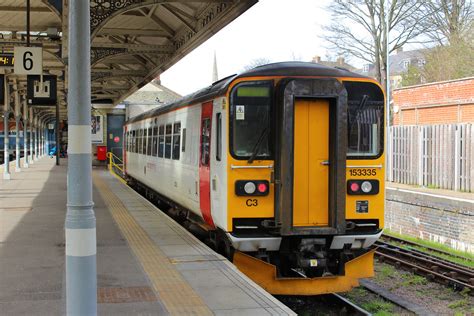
top-left (244, 182), bottom-right (256, 194)
top-left (235, 180), bottom-right (270, 196)
top-left (361, 181), bottom-right (372, 193)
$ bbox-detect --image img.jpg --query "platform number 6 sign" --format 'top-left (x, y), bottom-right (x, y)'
top-left (14, 47), bottom-right (43, 75)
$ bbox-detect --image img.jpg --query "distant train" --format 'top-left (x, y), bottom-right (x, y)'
top-left (124, 62), bottom-right (385, 295)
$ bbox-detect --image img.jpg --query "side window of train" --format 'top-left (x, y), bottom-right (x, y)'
top-left (152, 126), bottom-right (158, 157)
top-left (181, 128), bottom-right (186, 153)
top-left (158, 125), bottom-right (164, 157)
top-left (127, 131), bottom-right (130, 152)
top-left (172, 122), bottom-right (181, 160)
top-left (137, 129), bottom-right (141, 154)
top-left (216, 113), bottom-right (222, 161)
top-left (201, 118), bottom-right (211, 166)
top-left (125, 131), bottom-right (128, 151)
top-left (138, 129), bottom-right (143, 154)
top-left (144, 128), bottom-right (148, 155)
top-left (132, 130), bottom-right (135, 153)
top-left (147, 127), bottom-right (152, 156)
top-left (134, 130), bottom-right (137, 153)
top-left (165, 124), bottom-right (172, 159)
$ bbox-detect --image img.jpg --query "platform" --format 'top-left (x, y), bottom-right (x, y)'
top-left (0, 158), bottom-right (294, 315)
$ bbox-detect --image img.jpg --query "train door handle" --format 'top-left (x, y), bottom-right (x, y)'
top-left (320, 160), bottom-right (330, 166)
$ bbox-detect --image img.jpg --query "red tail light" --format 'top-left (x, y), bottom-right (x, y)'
top-left (350, 182), bottom-right (360, 193)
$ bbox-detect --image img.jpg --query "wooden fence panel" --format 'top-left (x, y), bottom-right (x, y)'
top-left (389, 123), bottom-right (473, 192)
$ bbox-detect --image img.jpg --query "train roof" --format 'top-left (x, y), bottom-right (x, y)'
top-left (126, 62), bottom-right (367, 124)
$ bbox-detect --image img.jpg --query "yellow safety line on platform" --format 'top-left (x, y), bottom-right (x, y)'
top-left (93, 173), bottom-right (213, 315)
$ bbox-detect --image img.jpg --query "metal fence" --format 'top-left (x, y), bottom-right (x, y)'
top-left (388, 123), bottom-right (474, 192)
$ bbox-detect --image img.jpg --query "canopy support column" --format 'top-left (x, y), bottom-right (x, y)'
top-left (65, 1), bottom-right (97, 315)
top-left (34, 115), bottom-right (38, 161)
top-left (29, 108), bottom-right (34, 164)
top-left (14, 83), bottom-right (21, 171)
top-left (3, 81), bottom-right (11, 180)
top-left (23, 96), bottom-right (29, 168)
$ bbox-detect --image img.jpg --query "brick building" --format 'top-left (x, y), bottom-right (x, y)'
top-left (392, 77), bottom-right (474, 125)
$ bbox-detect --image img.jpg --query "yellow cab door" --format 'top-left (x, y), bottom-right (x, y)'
top-left (293, 99), bottom-right (329, 226)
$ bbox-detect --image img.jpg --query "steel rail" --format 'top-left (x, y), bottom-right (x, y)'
top-left (329, 293), bottom-right (372, 316)
top-left (381, 234), bottom-right (472, 262)
top-left (376, 241), bottom-right (474, 276)
top-left (375, 249), bottom-right (474, 293)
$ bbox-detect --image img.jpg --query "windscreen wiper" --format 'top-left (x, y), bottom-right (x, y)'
top-left (247, 127), bottom-right (269, 164)
top-left (349, 94), bottom-right (369, 130)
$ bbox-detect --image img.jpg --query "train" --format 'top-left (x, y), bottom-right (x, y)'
top-left (123, 61), bottom-right (385, 295)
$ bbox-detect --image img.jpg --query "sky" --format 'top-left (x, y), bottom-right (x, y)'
top-left (160, 0), bottom-right (333, 96)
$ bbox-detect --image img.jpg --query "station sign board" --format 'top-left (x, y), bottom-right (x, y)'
top-left (14, 47), bottom-right (43, 75)
top-left (0, 54), bottom-right (14, 67)
top-left (27, 75), bottom-right (57, 106)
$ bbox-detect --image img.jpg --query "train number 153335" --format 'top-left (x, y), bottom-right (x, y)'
top-left (349, 169), bottom-right (377, 177)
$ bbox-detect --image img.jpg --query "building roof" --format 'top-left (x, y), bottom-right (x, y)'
top-left (355, 48), bottom-right (430, 77)
top-left (311, 56), bottom-right (357, 72)
top-left (124, 78), bottom-right (181, 105)
top-left (0, 0), bottom-right (258, 123)
top-left (388, 49), bottom-right (429, 75)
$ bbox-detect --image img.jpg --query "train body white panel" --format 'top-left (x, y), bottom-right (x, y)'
top-left (210, 97), bottom-right (228, 231)
top-left (125, 98), bottom-right (229, 231)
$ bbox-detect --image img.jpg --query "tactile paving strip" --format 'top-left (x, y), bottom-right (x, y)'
top-left (94, 174), bottom-right (213, 315)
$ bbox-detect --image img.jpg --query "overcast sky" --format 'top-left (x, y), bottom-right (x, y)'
top-left (160, 0), bottom-right (333, 96)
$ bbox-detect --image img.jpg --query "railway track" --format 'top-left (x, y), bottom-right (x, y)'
top-left (375, 235), bottom-right (474, 293)
top-left (277, 293), bottom-right (371, 315)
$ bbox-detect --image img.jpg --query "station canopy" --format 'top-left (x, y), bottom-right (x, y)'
top-left (0, 0), bottom-right (257, 121)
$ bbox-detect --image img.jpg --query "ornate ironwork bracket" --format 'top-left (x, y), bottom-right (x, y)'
top-left (90, 0), bottom-right (143, 37)
top-left (91, 47), bottom-right (127, 66)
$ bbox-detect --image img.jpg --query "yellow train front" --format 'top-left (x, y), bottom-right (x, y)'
top-left (124, 62), bottom-right (385, 295)
top-left (222, 62), bottom-right (385, 295)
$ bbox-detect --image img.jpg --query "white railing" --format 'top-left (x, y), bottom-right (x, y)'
top-left (389, 123), bottom-right (473, 192)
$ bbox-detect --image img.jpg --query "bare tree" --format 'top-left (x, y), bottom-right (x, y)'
top-left (322, 0), bottom-right (430, 87)
top-left (420, 0), bottom-right (473, 45)
top-left (241, 58), bottom-right (272, 72)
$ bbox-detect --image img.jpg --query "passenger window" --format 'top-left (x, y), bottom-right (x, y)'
top-left (147, 127), bottom-right (152, 156)
top-left (158, 125), bottom-right (164, 157)
top-left (165, 124), bottom-right (172, 159)
top-left (152, 127), bottom-right (158, 157)
top-left (127, 131), bottom-right (130, 152)
top-left (201, 118), bottom-right (211, 166)
top-left (216, 113), bottom-right (222, 161)
top-left (181, 128), bottom-right (186, 152)
top-left (172, 122), bottom-right (181, 160)
top-left (142, 129), bottom-right (147, 155)
top-left (138, 129), bottom-right (142, 154)
top-left (125, 131), bottom-right (129, 152)
top-left (132, 130), bottom-right (136, 153)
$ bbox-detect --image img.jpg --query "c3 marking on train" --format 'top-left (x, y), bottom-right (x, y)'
top-left (246, 199), bottom-right (258, 207)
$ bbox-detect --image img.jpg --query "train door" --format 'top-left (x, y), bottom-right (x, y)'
top-left (293, 99), bottom-right (329, 226)
top-left (107, 114), bottom-right (125, 160)
top-left (199, 102), bottom-right (215, 227)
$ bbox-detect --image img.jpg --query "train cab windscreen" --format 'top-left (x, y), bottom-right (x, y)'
top-left (230, 81), bottom-right (273, 160)
top-left (344, 82), bottom-right (384, 158)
